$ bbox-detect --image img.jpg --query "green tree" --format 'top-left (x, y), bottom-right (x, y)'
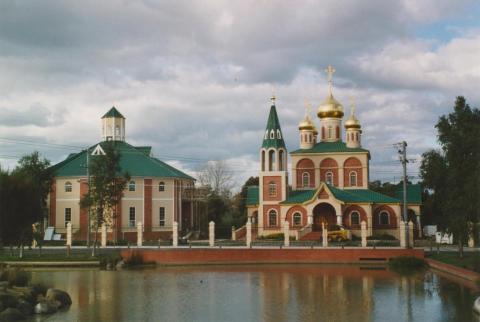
top-left (231, 176), bottom-right (259, 227)
top-left (420, 96), bottom-right (480, 257)
top-left (368, 180), bottom-right (397, 197)
top-left (80, 142), bottom-right (129, 256)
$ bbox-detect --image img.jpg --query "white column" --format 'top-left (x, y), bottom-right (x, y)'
top-left (231, 226), bottom-right (236, 241)
top-left (336, 215), bottom-right (342, 226)
top-left (209, 221), bottom-right (215, 247)
top-left (172, 221), bottom-right (178, 247)
top-left (408, 221), bottom-right (414, 247)
top-left (361, 221), bottom-right (367, 247)
top-left (66, 223), bottom-right (72, 247)
top-left (416, 215), bottom-right (422, 238)
top-left (284, 221), bottom-right (290, 247)
top-left (322, 222), bottom-right (328, 247)
top-left (246, 221), bottom-right (252, 247)
top-left (307, 214), bottom-right (313, 225)
top-left (400, 221), bottom-right (406, 248)
top-left (101, 224), bottom-right (107, 247)
top-left (367, 215), bottom-right (373, 237)
top-left (137, 222), bottom-right (143, 247)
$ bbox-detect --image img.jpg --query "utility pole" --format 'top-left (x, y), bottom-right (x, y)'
top-left (397, 141), bottom-right (409, 247)
top-left (86, 147), bottom-right (91, 248)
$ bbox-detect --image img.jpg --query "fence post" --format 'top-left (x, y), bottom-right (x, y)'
top-left (408, 221), bottom-right (414, 247)
top-left (231, 226), bottom-right (236, 241)
top-left (101, 224), bottom-right (107, 248)
top-left (172, 221), bottom-right (178, 247)
top-left (137, 222), bottom-right (143, 247)
top-left (361, 221), bottom-right (367, 247)
top-left (284, 221), bottom-right (290, 247)
top-left (322, 222), bottom-right (328, 247)
top-left (400, 221), bottom-right (406, 248)
top-left (209, 221), bottom-right (215, 247)
top-left (66, 222), bottom-right (72, 247)
top-left (246, 221), bottom-right (252, 247)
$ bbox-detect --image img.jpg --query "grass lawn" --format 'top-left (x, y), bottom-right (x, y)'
top-left (428, 251), bottom-right (480, 273)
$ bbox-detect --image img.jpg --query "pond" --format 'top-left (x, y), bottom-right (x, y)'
top-left (28, 265), bottom-right (478, 322)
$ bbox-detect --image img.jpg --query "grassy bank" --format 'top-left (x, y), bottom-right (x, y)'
top-left (427, 252), bottom-right (480, 273)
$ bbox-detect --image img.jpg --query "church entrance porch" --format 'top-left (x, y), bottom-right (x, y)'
top-left (312, 203), bottom-right (336, 231)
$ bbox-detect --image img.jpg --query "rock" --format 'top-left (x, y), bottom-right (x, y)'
top-left (45, 289), bottom-right (72, 309)
top-left (116, 260), bottom-right (126, 269)
top-left (0, 307), bottom-right (26, 321)
top-left (16, 299), bottom-right (33, 315)
top-left (34, 300), bottom-right (57, 314)
top-left (0, 292), bottom-right (19, 309)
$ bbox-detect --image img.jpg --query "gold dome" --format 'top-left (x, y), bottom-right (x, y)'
top-left (345, 114), bottom-right (361, 129)
top-left (298, 115), bottom-right (316, 131)
top-left (317, 93), bottom-right (344, 118)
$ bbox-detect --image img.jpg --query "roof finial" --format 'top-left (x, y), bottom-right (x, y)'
top-left (349, 96), bottom-right (356, 116)
top-left (304, 98), bottom-right (312, 117)
top-left (270, 86), bottom-right (276, 106)
top-left (325, 65), bottom-right (336, 96)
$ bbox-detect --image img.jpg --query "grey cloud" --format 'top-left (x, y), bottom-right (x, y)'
top-left (0, 104), bottom-right (65, 127)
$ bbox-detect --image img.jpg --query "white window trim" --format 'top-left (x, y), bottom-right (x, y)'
top-left (64, 208), bottom-right (71, 228)
top-left (293, 212), bottom-right (302, 226)
top-left (349, 171), bottom-right (357, 186)
top-left (325, 171), bottom-right (334, 185)
top-left (128, 181), bottom-right (136, 192)
top-left (268, 209), bottom-right (278, 227)
top-left (302, 172), bottom-right (310, 187)
top-left (350, 211), bottom-right (360, 226)
top-left (65, 181), bottom-right (72, 193)
top-left (268, 182), bottom-right (277, 197)
top-left (379, 211), bottom-right (390, 225)
top-left (129, 207), bottom-right (136, 227)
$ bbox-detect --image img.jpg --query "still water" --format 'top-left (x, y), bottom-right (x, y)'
top-left (28, 265), bottom-right (478, 322)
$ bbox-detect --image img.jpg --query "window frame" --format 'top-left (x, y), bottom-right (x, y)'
top-left (64, 208), bottom-right (71, 228)
top-left (268, 182), bottom-right (277, 197)
top-left (302, 172), bottom-right (310, 187)
top-left (129, 207), bottom-right (136, 227)
top-left (65, 181), bottom-right (72, 193)
top-left (293, 212), bottom-right (302, 227)
top-left (268, 210), bottom-right (277, 227)
top-left (159, 181), bottom-right (165, 192)
top-left (159, 207), bottom-right (165, 227)
top-left (379, 211), bottom-right (390, 225)
top-left (128, 180), bottom-right (136, 192)
top-left (325, 171), bottom-right (334, 185)
top-left (349, 171), bottom-right (357, 186)
top-left (350, 211), bottom-right (360, 226)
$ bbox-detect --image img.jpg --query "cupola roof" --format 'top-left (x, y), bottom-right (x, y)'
top-left (102, 106), bottom-right (125, 119)
top-left (262, 96), bottom-right (286, 149)
top-left (317, 65), bottom-right (344, 119)
top-left (345, 99), bottom-right (361, 129)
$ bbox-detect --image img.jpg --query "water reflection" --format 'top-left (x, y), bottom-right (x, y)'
top-left (28, 265), bottom-right (477, 322)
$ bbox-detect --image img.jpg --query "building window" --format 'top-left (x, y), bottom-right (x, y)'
top-left (325, 171), bottom-right (334, 185)
top-left (328, 126), bottom-right (333, 139)
top-left (159, 181), bottom-right (165, 192)
top-left (277, 130), bottom-right (282, 139)
top-left (350, 211), bottom-right (360, 226)
top-left (268, 210), bottom-right (277, 227)
top-left (159, 207), bottom-right (165, 227)
top-left (293, 212), bottom-right (302, 226)
top-left (349, 171), bottom-right (357, 186)
top-left (278, 150), bottom-right (284, 171)
top-left (65, 181), bottom-right (72, 192)
top-left (264, 130), bottom-right (268, 140)
top-left (128, 181), bottom-right (136, 192)
top-left (379, 211), bottom-right (390, 225)
top-left (302, 172), bottom-right (310, 187)
top-left (129, 207), bottom-right (136, 227)
top-left (270, 130), bottom-right (275, 139)
top-left (115, 126), bottom-right (120, 136)
top-left (64, 208), bottom-right (71, 227)
top-left (268, 182), bottom-right (277, 197)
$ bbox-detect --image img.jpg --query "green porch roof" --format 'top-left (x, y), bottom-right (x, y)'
top-left (102, 106), bottom-right (125, 119)
top-left (328, 185), bottom-right (400, 204)
top-left (246, 186), bottom-right (259, 206)
top-left (280, 189), bottom-right (317, 204)
top-left (261, 104), bottom-right (286, 149)
top-left (394, 184), bottom-right (422, 204)
top-left (51, 141), bottom-right (194, 180)
top-left (291, 141), bottom-right (369, 155)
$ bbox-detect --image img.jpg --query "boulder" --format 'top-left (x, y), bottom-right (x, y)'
top-left (16, 299), bottom-right (33, 315)
top-left (0, 307), bottom-right (26, 321)
top-left (45, 289), bottom-right (72, 309)
top-left (0, 292), bottom-right (19, 309)
top-left (34, 300), bottom-right (57, 314)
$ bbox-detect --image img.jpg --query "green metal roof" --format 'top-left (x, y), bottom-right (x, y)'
top-left (102, 106), bottom-right (125, 119)
top-left (51, 141), bottom-right (194, 180)
top-left (134, 146), bottom-right (152, 156)
top-left (394, 184), bottom-right (422, 204)
top-left (246, 186), bottom-right (259, 206)
top-left (291, 141), bottom-right (369, 155)
top-left (280, 189), bottom-right (317, 204)
top-left (261, 104), bottom-right (286, 149)
top-left (328, 185), bottom-right (400, 204)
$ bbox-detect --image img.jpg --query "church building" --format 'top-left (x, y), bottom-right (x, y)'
top-left (48, 107), bottom-right (196, 242)
top-left (246, 66), bottom-right (421, 240)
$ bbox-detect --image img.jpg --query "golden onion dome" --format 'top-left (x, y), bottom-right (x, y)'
top-left (344, 114), bottom-right (361, 129)
top-left (317, 93), bottom-right (344, 118)
top-left (298, 115), bottom-right (316, 131)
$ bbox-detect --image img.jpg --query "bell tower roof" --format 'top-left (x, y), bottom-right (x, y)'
top-left (102, 106), bottom-right (125, 119)
top-left (262, 96), bottom-right (286, 149)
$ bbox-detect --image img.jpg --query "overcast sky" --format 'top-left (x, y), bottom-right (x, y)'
top-left (1, 0), bottom-right (480, 188)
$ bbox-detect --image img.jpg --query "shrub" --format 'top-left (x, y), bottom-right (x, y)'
top-left (257, 233), bottom-right (284, 240)
top-left (367, 234), bottom-right (397, 241)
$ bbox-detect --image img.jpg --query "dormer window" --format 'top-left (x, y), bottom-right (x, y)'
top-left (270, 130), bottom-right (275, 139)
top-left (277, 130), bottom-right (282, 139)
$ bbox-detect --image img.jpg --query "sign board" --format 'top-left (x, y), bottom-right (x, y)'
top-left (44, 227), bottom-right (55, 240)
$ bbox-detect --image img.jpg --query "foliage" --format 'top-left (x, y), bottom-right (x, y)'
top-left (420, 97), bottom-right (480, 258)
top-left (367, 233), bottom-right (397, 241)
top-left (257, 233), bottom-right (285, 240)
top-left (197, 160), bottom-right (234, 197)
top-left (80, 142), bottom-right (130, 255)
top-left (430, 252), bottom-right (480, 273)
top-left (368, 180), bottom-right (398, 197)
top-left (231, 176), bottom-right (259, 227)
top-left (389, 256), bottom-right (427, 275)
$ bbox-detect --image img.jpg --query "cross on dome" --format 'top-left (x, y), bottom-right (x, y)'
top-left (349, 96), bottom-right (356, 116)
top-left (325, 65), bottom-right (336, 96)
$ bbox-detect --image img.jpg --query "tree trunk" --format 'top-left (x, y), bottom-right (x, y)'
top-left (92, 224), bottom-right (98, 257)
top-left (458, 237), bottom-right (464, 259)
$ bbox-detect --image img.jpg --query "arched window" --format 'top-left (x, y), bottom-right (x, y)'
top-left (268, 182), bottom-right (277, 197)
top-left (268, 150), bottom-right (275, 171)
top-left (293, 212), bottom-right (302, 226)
top-left (264, 130), bottom-right (268, 140)
top-left (349, 171), bottom-right (357, 186)
top-left (159, 181), bottom-right (165, 192)
top-left (355, 132), bottom-right (359, 141)
top-left (268, 210), bottom-right (277, 227)
top-left (270, 130), bottom-right (275, 139)
top-left (328, 126), bottom-right (333, 139)
top-left (115, 126), bottom-right (120, 136)
top-left (128, 181), bottom-right (136, 192)
top-left (302, 172), bottom-right (310, 187)
top-left (261, 150), bottom-right (265, 171)
top-left (321, 127), bottom-right (325, 140)
top-left (379, 211), bottom-right (390, 225)
top-left (325, 171), bottom-right (334, 185)
top-left (279, 150), bottom-right (284, 171)
top-left (336, 126), bottom-right (340, 139)
top-left (277, 130), bottom-right (282, 139)
top-left (350, 211), bottom-right (360, 226)
top-left (64, 181), bottom-right (72, 192)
